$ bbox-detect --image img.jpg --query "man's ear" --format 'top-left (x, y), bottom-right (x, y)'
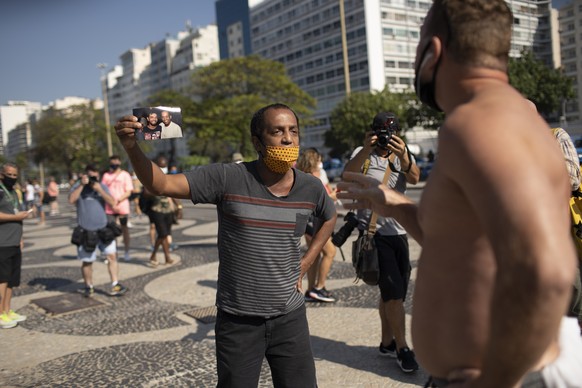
top-left (251, 135), bottom-right (263, 153)
top-left (424, 36), bottom-right (443, 72)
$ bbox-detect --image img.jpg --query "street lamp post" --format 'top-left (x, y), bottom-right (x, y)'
top-left (97, 63), bottom-right (113, 156)
top-left (339, 0), bottom-right (350, 96)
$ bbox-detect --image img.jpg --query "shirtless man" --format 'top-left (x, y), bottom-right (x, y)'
top-left (338, 1), bottom-right (582, 386)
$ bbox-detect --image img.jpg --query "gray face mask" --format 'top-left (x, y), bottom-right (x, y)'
top-left (414, 43), bottom-right (442, 112)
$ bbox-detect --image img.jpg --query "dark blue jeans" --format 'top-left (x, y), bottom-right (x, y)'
top-left (215, 304), bottom-right (316, 388)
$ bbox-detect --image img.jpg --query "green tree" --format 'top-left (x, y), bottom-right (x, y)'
top-left (509, 50), bottom-right (575, 117)
top-left (190, 55), bottom-right (316, 161)
top-left (32, 104), bottom-right (109, 178)
top-left (327, 88), bottom-right (432, 158)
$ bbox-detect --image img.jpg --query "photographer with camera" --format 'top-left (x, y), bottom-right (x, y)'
top-left (69, 164), bottom-right (128, 297)
top-left (342, 111), bottom-right (420, 373)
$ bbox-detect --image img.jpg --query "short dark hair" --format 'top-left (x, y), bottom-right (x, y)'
top-left (250, 103), bottom-right (299, 140)
top-left (109, 155), bottom-right (121, 161)
top-left (85, 163), bottom-right (99, 173)
top-left (426, 0), bottom-right (512, 71)
top-left (155, 155), bottom-right (168, 167)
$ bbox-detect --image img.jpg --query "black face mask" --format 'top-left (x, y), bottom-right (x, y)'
top-left (1, 176), bottom-right (17, 190)
top-left (110, 164), bottom-right (120, 170)
top-left (414, 43), bottom-right (442, 112)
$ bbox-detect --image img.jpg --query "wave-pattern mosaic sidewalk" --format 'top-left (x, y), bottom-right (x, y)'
top-left (1, 194), bottom-right (428, 387)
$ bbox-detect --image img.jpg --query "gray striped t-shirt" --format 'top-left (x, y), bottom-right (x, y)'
top-left (184, 161), bottom-right (336, 317)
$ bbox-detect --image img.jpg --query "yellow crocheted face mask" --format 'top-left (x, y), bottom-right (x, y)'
top-left (263, 145), bottom-right (300, 174)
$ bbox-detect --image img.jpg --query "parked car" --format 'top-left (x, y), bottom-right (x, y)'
top-left (417, 160), bottom-right (434, 181)
top-left (322, 158), bottom-right (344, 182)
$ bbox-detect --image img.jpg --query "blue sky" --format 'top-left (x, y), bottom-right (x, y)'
top-left (0, 0), bottom-right (571, 106)
top-left (0, 0), bottom-right (216, 106)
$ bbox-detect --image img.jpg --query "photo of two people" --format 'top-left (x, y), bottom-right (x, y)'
top-left (132, 106), bottom-right (183, 140)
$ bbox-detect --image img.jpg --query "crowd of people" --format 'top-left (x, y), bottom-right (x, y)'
top-left (2, 1), bottom-right (582, 386)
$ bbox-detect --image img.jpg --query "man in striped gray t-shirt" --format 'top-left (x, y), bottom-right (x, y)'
top-left (115, 103), bottom-right (337, 387)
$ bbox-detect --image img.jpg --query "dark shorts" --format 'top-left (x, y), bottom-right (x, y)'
top-left (215, 304), bottom-right (316, 388)
top-left (374, 234), bottom-right (411, 302)
top-left (107, 214), bottom-right (128, 226)
top-left (129, 192), bottom-right (141, 201)
top-left (150, 212), bottom-right (173, 238)
top-left (0, 246), bottom-right (22, 287)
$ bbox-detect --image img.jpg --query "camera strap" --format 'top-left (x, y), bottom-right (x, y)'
top-left (364, 156), bottom-right (392, 235)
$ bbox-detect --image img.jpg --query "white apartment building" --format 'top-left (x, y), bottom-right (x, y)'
top-left (559, 0), bottom-right (582, 133)
top-left (104, 25), bottom-right (219, 163)
top-left (107, 26), bottom-right (219, 122)
top-left (248, 0), bottom-right (559, 154)
top-left (4, 121), bottom-right (32, 162)
top-left (108, 48), bottom-right (151, 123)
top-left (1, 98), bottom-right (95, 160)
top-left (171, 25), bottom-right (220, 95)
top-left (0, 101), bottom-right (42, 157)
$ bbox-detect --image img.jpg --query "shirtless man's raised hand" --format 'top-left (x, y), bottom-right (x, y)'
top-left (338, 1), bottom-right (581, 387)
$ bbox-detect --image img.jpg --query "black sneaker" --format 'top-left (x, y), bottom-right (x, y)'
top-left (305, 290), bottom-right (315, 302)
top-left (379, 339), bottom-right (397, 358)
top-left (396, 347), bottom-right (419, 373)
top-left (78, 286), bottom-right (94, 298)
top-left (308, 287), bottom-right (336, 303)
top-left (109, 283), bottom-right (128, 296)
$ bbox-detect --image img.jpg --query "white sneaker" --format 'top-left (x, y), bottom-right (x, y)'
top-left (124, 252), bottom-right (131, 261)
top-left (8, 310), bottom-right (26, 323)
top-left (0, 313), bottom-right (17, 329)
top-left (127, 221), bottom-right (134, 228)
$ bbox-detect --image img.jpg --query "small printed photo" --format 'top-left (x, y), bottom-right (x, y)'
top-left (132, 106), bottom-right (183, 140)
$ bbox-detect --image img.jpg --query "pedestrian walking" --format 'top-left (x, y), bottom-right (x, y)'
top-left (296, 148), bottom-right (338, 303)
top-left (69, 164), bottom-right (128, 297)
top-left (46, 176), bottom-right (60, 215)
top-left (101, 155), bottom-right (133, 261)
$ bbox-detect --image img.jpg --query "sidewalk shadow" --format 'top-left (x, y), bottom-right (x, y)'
top-left (310, 335), bottom-right (429, 385)
top-left (28, 277), bottom-right (76, 291)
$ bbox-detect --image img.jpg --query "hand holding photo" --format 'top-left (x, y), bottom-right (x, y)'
top-left (132, 106), bottom-right (183, 140)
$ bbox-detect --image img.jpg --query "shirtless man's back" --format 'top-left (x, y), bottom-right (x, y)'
top-left (338, 1), bottom-right (582, 386)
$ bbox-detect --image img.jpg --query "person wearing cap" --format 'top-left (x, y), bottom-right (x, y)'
top-left (343, 111), bottom-right (420, 373)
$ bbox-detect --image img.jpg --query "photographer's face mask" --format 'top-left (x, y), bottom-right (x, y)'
top-left (261, 145), bottom-right (300, 174)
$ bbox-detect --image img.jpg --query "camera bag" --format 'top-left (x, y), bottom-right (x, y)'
top-left (352, 232), bottom-right (379, 285)
top-left (351, 157), bottom-right (392, 285)
top-left (71, 225), bottom-right (85, 246)
top-left (83, 230), bottom-right (99, 252)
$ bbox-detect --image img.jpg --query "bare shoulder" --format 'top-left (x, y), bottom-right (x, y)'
top-left (439, 87), bottom-right (556, 176)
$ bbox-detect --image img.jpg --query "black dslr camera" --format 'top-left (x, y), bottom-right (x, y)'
top-left (331, 212), bottom-right (359, 247)
top-left (371, 112), bottom-right (399, 149)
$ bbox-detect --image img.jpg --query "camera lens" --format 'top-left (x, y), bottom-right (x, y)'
top-left (331, 212), bottom-right (359, 247)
